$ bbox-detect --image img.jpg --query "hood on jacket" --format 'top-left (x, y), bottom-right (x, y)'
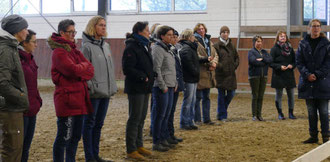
top-left (82, 32), bottom-right (104, 47)
top-left (47, 33), bottom-right (75, 52)
top-left (154, 39), bottom-right (171, 51)
top-left (0, 29), bottom-right (19, 47)
top-left (179, 40), bottom-right (198, 50)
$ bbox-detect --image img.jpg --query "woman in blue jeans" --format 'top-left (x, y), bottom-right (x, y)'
top-left (270, 31), bottom-right (296, 120)
top-left (81, 16), bottom-right (118, 162)
top-left (151, 25), bottom-right (177, 152)
top-left (179, 29), bottom-right (210, 130)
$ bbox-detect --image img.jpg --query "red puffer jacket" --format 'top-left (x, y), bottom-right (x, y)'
top-left (48, 33), bottom-right (94, 117)
top-left (19, 48), bottom-right (42, 116)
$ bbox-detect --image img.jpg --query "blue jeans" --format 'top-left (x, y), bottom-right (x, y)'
top-left (22, 116), bottom-right (37, 162)
top-left (305, 99), bottom-right (329, 136)
top-left (152, 87), bottom-right (174, 144)
top-left (217, 89), bottom-right (236, 120)
top-left (180, 83), bottom-right (197, 127)
top-left (53, 115), bottom-right (84, 162)
top-left (168, 91), bottom-right (180, 137)
top-left (83, 98), bottom-right (110, 161)
top-left (195, 89), bottom-right (211, 122)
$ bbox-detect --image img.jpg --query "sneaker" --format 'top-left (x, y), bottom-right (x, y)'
top-left (161, 140), bottom-right (175, 148)
top-left (323, 137), bottom-right (329, 143)
top-left (167, 137), bottom-right (178, 144)
top-left (152, 144), bottom-right (169, 152)
top-left (127, 151), bottom-right (146, 161)
top-left (190, 125), bottom-right (198, 130)
top-left (278, 115), bottom-right (286, 120)
top-left (252, 116), bottom-right (257, 121)
top-left (204, 120), bottom-right (215, 125)
top-left (195, 121), bottom-right (202, 125)
top-left (137, 147), bottom-right (152, 156)
top-left (257, 116), bottom-right (264, 121)
top-left (172, 136), bottom-right (183, 142)
top-left (95, 157), bottom-right (113, 162)
top-left (302, 137), bottom-right (318, 144)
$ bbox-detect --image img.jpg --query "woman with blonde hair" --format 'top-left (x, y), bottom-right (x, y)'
top-left (81, 15), bottom-right (118, 162)
top-left (270, 31), bottom-right (296, 120)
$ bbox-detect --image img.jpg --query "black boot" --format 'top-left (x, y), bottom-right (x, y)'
top-left (275, 101), bottom-right (285, 120)
top-left (289, 109), bottom-right (296, 119)
top-left (322, 133), bottom-right (329, 143)
top-left (303, 132), bottom-right (318, 144)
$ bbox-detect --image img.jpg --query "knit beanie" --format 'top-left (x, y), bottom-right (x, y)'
top-left (220, 26), bottom-right (230, 34)
top-left (1, 15), bottom-right (28, 35)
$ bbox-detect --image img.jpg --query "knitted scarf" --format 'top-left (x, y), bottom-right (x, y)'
top-left (277, 41), bottom-right (291, 56)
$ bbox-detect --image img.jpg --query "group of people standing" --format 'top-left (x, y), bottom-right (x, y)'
top-left (0, 13), bottom-right (328, 162)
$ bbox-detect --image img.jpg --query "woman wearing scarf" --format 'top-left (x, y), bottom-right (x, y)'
top-left (270, 31), bottom-right (296, 120)
top-left (122, 21), bottom-right (155, 161)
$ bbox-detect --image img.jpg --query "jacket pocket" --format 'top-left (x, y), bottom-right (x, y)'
top-left (63, 88), bottom-right (85, 108)
top-left (318, 77), bottom-right (330, 92)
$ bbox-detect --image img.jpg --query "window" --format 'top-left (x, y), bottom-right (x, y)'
top-left (13, 0), bottom-right (39, 14)
top-left (0, 0), bottom-right (10, 16)
top-left (110, 0), bottom-right (136, 11)
top-left (304, 0), bottom-right (328, 20)
top-left (74, 0), bottom-right (97, 12)
top-left (110, 0), bottom-right (207, 13)
top-left (42, 0), bottom-right (70, 14)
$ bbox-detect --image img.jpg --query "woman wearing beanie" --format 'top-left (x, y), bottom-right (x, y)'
top-left (270, 31), bottom-right (296, 120)
top-left (19, 29), bottom-right (43, 162)
top-left (81, 16), bottom-right (117, 162)
top-left (48, 19), bottom-right (94, 162)
top-left (248, 35), bottom-right (272, 121)
top-left (213, 26), bottom-right (239, 122)
top-left (0, 14), bottom-right (29, 162)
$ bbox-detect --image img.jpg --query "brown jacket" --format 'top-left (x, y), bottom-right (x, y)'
top-left (196, 41), bottom-right (218, 89)
top-left (213, 38), bottom-right (239, 90)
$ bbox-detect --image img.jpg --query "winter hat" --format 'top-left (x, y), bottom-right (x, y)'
top-left (1, 15), bottom-right (28, 35)
top-left (220, 26), bottom-right (230, 34)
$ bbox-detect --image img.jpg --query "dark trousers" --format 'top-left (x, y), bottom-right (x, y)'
top-left (22, 116), bottom-right (37, 162)
top-left (249, 77), bottom-right (267, 117)
top-left (168, 91), bottom-right (180, 137)
top-left (83, 98), bottom-right (110, 160)
top-left (126, 93), bottom-right (149, 153)
top-left (0, 111), bottom-right (24, 162)
top-left (194, 89), bottom-right (211, 122)
top-left (275, 88), bottom-right (294, 111)
top-left (217, 89), bottom-right (236, 120)
top-left (306, 99), bottom-right (329, 137)
top-left (151, 87), bottom-right (174, 144)
top-left (53, 115), bottom-right (83, 162)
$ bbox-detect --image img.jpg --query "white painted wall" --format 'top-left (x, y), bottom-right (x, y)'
top-left (24, 0), bottom-right (287, 39)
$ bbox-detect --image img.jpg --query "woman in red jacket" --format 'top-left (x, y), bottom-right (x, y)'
top-left (19, 29), bottom-right (42, 162)
top-left (48, 19), bottom-right (94, 162)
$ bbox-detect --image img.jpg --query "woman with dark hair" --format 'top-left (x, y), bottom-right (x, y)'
top-left (270, 31), bottom-right (296, 120)
top-left (151, 25), bottom-right (177, 152)
top-left (248, 35), bottom-right (272, 121)
top-left (81, 16), bottom-right (117, 162)
top-left (19, 29), bottom-right (42, 162)
top-left (122, 21), bottom-right (155, 160)
top-left (48, 19), bottom-right (94, 162)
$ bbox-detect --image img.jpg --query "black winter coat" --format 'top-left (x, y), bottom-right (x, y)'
top-left (179, 40), bottom-right (208, 83)
top-left (171, 45), bottom-right (184, 92)
top-left (122, 35), bottom-right (155, 94)
top-left (270, 43), bottom-right (296, 89)
top-left (296, 34), bottom-right (330, 99)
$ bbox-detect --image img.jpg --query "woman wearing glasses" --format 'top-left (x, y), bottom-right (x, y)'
top-left (48, 19), bottom-right (94, 162)
top-left (248, 35), bottom-right (272, 121)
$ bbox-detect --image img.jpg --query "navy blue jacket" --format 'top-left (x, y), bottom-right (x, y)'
top-left (170, 45), bottom-right (184, 92)
top-left (296, 34), bottom-right (330, 99)
top-left (248, 47), bottom-right (272, 78)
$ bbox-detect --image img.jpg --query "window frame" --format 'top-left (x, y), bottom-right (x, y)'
top-left (303, 0), bottom-right (328, 22)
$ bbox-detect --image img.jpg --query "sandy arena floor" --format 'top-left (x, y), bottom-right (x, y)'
top-left (28, 80), bottom-right (330, 162)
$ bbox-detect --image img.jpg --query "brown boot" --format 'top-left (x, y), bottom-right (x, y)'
top-left (137, 147), bottom-right (152, 156)
top-left (127, 151), bottom-right (146, 161)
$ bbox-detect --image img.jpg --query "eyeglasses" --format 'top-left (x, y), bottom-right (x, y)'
top-left (65, 30), bottom-right (77, 35)
top-left (311, 25), bottom-right (321, 28)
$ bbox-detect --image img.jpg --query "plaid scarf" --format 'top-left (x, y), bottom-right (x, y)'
top-left (277, 41), bottom-right (291, 56)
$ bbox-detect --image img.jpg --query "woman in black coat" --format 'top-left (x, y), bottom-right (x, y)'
top-left (270, 31), bottom-right (296, 120)
top-left (122, 21), bottom-right (155, 161)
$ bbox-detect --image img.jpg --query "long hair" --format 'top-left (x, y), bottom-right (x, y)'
top-left (193, 23), bottom-right (207, 33)
top-left (84, 16), bottom-right (107, 37)
top-left (274, 31), bottom-right (290, 44)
